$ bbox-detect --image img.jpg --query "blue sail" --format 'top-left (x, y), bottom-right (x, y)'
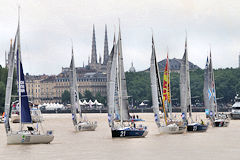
top-left (17, 50), bottom-right (32, 123)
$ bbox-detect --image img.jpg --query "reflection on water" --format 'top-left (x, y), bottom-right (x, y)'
top-left (0, 113), bottom-right (240, 160)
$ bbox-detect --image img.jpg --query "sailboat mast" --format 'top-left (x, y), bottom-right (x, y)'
top-left (16, 7), bottom-right (22, 131)
top-left (18, 45), bottom-right (22, 131)
top-left (118, 28), bottom-right (123, 125)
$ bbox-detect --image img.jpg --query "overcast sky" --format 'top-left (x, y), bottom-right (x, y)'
top-left (0, 0), bottom-right (240, 75)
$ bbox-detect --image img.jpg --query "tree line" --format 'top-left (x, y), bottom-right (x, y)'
top-left (63, 67), bottom-right (240, 107)
top-left (125, 68), bottom-right (240, 106)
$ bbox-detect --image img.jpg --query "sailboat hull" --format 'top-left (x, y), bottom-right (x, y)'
top-left (213, 119), bottom-right (230, 127)
top-left (7, 132), bottom-right (54, 144)
top-left (76, 121), bottom-right (97, 131)
top-left (112, 129), bottom-right (148, 138)
top-left (187, 123), bottom-right (208, 132)
top-left (158, 124), bottom-right (186, 134)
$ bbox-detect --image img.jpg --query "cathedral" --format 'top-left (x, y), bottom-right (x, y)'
top-left (87, 24), bottom-right (109, 73)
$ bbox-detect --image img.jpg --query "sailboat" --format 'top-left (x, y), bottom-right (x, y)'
top-left (107, 27), bottom-right (148, 138)
top-left (4, 12), bottom-right (54, 144)
top-left (230, 94), bottom-right (240, 119)
top-left (203, 51), bottom-right (230, 127)
top-left (150, 36), bottom-right (186, 134)
top-left (69, 46), bottom-right (97, 131)
top-left (180, 37), bottom-right (208, 132)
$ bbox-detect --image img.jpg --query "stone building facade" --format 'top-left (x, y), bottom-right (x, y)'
top-left (25, 74), bottom-right (48, 104)
top-left (26, 71), bottom-right (107, 104)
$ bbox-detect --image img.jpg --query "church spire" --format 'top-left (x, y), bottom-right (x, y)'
top-left (91, 24), bottom-right (97, 64)
top-left (184, 32), bottom-right (187, 54)
top-left (103, 24), bottom-right (109, 65)
top-left (182, 32), bottom-right (188, 61)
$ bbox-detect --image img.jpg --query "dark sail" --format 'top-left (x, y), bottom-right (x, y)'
top-left (17, 50), bottom-right (32, 123)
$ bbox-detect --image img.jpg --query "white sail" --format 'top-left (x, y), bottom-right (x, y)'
top-left (208, 52), bottom-right (217, 118)
top-left (4, 38), bottom-right (16, 133)
top-left (180, 38), bottom-right (192, 121)
top-left (69, 47), bottom-right (81, 126)
top-left (117, 28), bottom-right (130, 121)
top-left (212, 71), bottom-right (218, 117)
top-left (203, 57), bottom-right (210, 112)
top-left (107, 27), bottom-right (130, 124)
top-left (150, 37), bottom-right (161, 127)
top-left (107, 37), bottom-right (117, 124)
top-left (107, 42), bottom-right (114, 114)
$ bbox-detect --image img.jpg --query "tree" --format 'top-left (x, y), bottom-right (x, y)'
top-left (0, 82), bottom-right (6, 113)
top-left (0, 65), bottom-right (18, 114)
top-left (95, 92), bottom-right (106, 105)
top-left (79, 92), bottom-right (83, 100)
top-left (61, 90), bottom-right (70, 105)
top-left (126, 71), bottom-right (151, 105)
top-left (84, 90), bottom-right (94, 101)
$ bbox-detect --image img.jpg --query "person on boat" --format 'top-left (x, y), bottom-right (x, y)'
top-left (136, 115), bottom-right (139, 119)
top-left (201, 119), bottom-right (204, 125)
top-left (133, 115), bottom-right (135, 119)
top-left (181, 113), bottom-right (188, 125)
top-left (210, 111), bottom-right (213, 116)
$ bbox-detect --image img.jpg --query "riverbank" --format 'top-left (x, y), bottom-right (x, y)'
top-left (41, 107), bottom-right (231, 114)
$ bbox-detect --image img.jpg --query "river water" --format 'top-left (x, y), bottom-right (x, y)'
top-left (0, 113), bottom-right (239, 160)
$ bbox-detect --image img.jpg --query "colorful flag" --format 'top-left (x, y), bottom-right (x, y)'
top-left (162, 55), bottom-right (170, 104)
